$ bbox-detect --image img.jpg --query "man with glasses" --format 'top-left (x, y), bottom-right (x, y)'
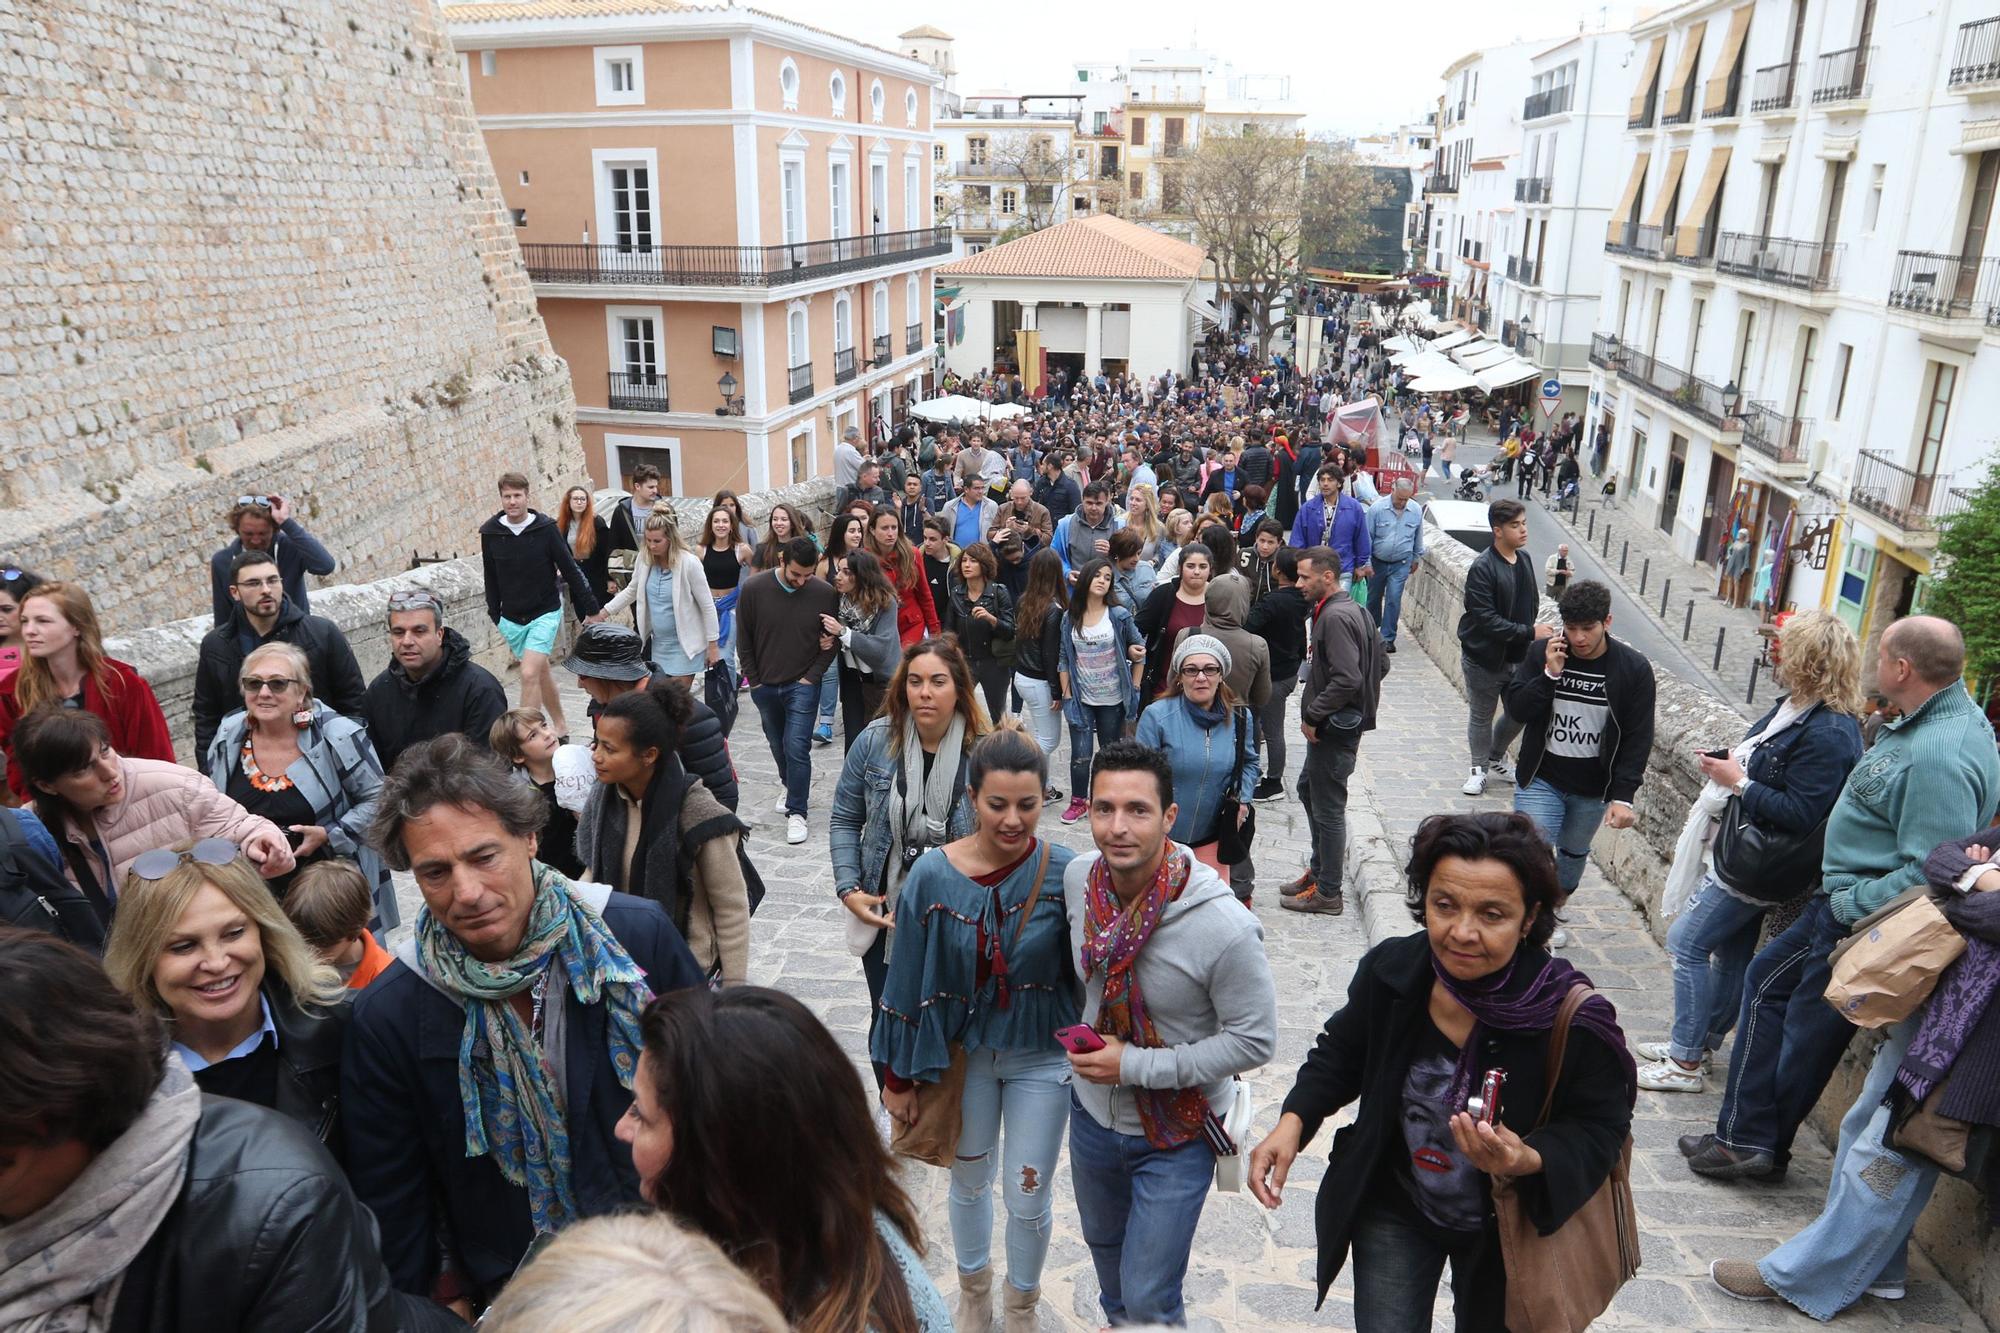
top-left (208, 492), bottom-right (336, 626)
top-left (192, 550), bottom-right (366, 758)
top-left (360, 589), bottom-right (508, 772)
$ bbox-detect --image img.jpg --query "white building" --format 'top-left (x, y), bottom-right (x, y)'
top-left (1490, 27), bottom-right (1639, 418)
top-left (936, 214), bottom-right (1209, 380)
top-left (1588, 0), bottom-right (2000, 654)
top-left (934, 94), bottom-right (1085, 257)
top-left (1425, 40), bottom-right (1545, 335)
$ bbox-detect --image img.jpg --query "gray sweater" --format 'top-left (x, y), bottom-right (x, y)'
top-left (1063, 848), bottom-right (1279, 1136)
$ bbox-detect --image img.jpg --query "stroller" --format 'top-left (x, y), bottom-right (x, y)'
top-left (1454, 465), bottom-right (1492, 502)
top-left (1555, 477), bottom-right (1581, 516)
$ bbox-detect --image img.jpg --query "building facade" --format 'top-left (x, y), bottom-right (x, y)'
top-left (934, 95), bottom-right (1086, 256)
top-left (446, 1), bottom-right (950, 498)
top-left (1588, 0), bottom-right (2000, 656)
top-left (1424, 42), bottom-right (1541, 339)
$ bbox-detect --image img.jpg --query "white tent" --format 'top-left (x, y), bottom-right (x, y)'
top-left (910, 394), bottom-right (1027, 423)
top-left (1456, 345), bottom-right (1516, 371)
top-left (1427, 329), bottom-right (1476, 351)
top-left (1476, 359), bottom-right (1542, 393)
top-left (1383, 335), bottom-right (1422, 354)
top-left (984, 401), bottom-right (1031, 420)
top-left (1410, 369), bottom-right (1478, 392)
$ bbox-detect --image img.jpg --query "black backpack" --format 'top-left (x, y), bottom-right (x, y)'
top-left (0, 808), bottom-right (106, 952)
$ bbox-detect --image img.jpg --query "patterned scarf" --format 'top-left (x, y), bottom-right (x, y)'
top-left (416, 863), bottom-right (654, 1234)
top-left (1429, 948), bottom-right (1637, 1110)
top-left (1081, 845), bottom-right (1207, 1148)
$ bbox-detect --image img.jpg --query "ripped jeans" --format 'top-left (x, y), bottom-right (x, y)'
top-left (950, 1047), bottom-right (1073, 1291)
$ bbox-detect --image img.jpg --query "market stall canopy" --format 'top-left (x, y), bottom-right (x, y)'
top-left (1456, 345), bottom-right (1516, 371)
top-left (1384, 335), bottom-right (1422, 354)
top-left (1427, 329), bottom-right (1476, 351)
top-left (1476, 359), bottom-right (1542, 393)
top-left (911, 394), bottom-right (1026, 423)
top-left (1409, 369), bottom-right (1479, 393)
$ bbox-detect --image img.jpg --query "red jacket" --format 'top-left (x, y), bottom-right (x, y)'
top-left (0, 658), bottom-right (176, 798)
top-left (885, 555), bottom-right (941, 646)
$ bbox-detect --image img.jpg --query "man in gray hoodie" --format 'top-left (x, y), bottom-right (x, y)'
top-left (1064, 741), bottom-right (1279, 1327)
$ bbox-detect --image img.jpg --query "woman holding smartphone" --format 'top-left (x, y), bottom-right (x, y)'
top-left (872, 723), bottom-right (1076, 1333)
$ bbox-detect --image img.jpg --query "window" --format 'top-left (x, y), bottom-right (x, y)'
top-left (787, 307), bottom-right (808, 367)
top-left (968, 136), bottom-right (987, 166)
top-left (789, 429), bottom-right (810, 484)
top-left (907, 278), bottom-right (921, 326)
top-left (617, 315), bottom-right (658, 377)
top-left (933, 143), bottom-right (945, 163)
top-left (967, 242), bottom-right (985, 254)
top-left (870, 160), bottom-right (887, 231)
top-left (829, 159), bottom-right (850, 238)
top-left (966, 185), bottom-right (990, 205)
top-left (1789, 325), bottom-right (1818, 421)
top-left (1128, 171), bottom-right (1144, 196)
top-left (779, 58), bottom-right (799, 110)
top-left (906, 89), bottom-right (919, 127)
top-left (1863, 163), bottom-right (1885, 234)
top-left (607, 163), bottom-right (653, 251)
top-left (870, 79), bottom-right (885, 123)
top-left (595, 46), bottom-right (644, 106)
top-left (510, 208), bottom-right (527, 227)
top-left (1733, 310), bottom-right (1756, 390)
top-left (1915, 361), bottom-right (1957, 476)
top-left (999, 189), bottom-right (1018, 215)
top-left (1075, 195), bottom-right (1090, 211)
top-left (612, 443), bottom-right (677, 496)
top-left (781, 159), bottom-right (805, 246)
top-left (1687, 297), bottom-right (1706, 370)
top-left (829, 71), bottom-right (846, 116)
top-left (1831, 343), bottom-right (1853, 420)
top-left (479, 50), bottom-right (496, 77)
top-left (1129, 117), bottom-right (1146, 147)
top-left (518, 170), bottom-right (530, 186)
top-left (905, 160), bottom-right (919, 229)
top-left (833, 293), bottom-right (852, 350)
top-left (1028, 183), bottom-right (1054, 206)
top-left (874, 285), bottom-right (890, 346)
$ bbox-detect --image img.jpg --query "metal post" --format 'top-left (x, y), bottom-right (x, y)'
top-left (1601, 524), bottom-right (1611, 558)
top-left (1660, 577), bottom-right (1671, 617)
top-left (1587, 509), bottom-right (1597, 541)
top-left (1683, 598), bottom-right (1695, 641)
top-left (1746, 658), bottom-right (1760, 705)
top-left (1713, 626), bottom-right (1726, 671)
top-left (1636, 555), bottom-right (1646, 594)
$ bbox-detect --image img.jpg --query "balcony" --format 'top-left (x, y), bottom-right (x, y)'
top-left (1950, 17), bottom-right (2000, 91)
top-left (1750, 61), bottom-right (1799, 112)
top-left (1887, 249), bottom-right (2000, 320)
top-left (872, 334), bottom-right (892, 368)
top-left (1589, 332), bottom-right (1626, 370)
top-left (1605, 221), bottom-right (1674, 262)
top-left (1715, 232), bottom-right (1842, 292)
top-left (1593, 334), bottom-right (1738, 428)
top-left (607, 371), bottom-right (669, 412)
top-left (1517, 330), bottom-right (1545, 364)
top-left (1849, 450), bottom-right (1965, 545)
top-left (1161, 142), bottom-right (1192, 158)
top-left (1523, 84), bottom-right (1574, 120)
top-left (1424, 173), bottom-right (1460, 196)
top-left (1812, 45), bottom-right (1875, 105)
top-left (1629, 91), bottom-right (1658, 131)
top-left (1506, 256), bottom-right (1541, 287)
top-left (907, 322), bottom-right (924, 353)
top-left (518, 226), bottom-right (953, 289)
top-left (788, 361), bottom-right (813, 404)
top-left (1739, 402), bottom-right (1810, 472)
top-left (1670, 224), bottom-right (1718, 267)
top-left (834, 345), bottom-right (857, 384)
top-left (1515, 176), bottom-right (1553, 204)
top-left (1706, 66), bottom-right (1744, 119)
top-left (1660, 85), bottom-right (1696, 126)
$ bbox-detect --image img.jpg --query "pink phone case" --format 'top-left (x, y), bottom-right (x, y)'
top-left (1055, 1024), bottom-right (1105, 1054)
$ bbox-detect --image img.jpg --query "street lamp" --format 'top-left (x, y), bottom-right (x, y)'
top-left (716, 371), bottom-right (744, 417)
top-left (1720, 380), bottom-right (1750, 421)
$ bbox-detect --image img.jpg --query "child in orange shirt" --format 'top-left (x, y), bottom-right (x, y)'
top-left (286, 859), bottom-right (394, 991)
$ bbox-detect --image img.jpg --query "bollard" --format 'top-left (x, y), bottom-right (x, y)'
top-left (1601, 524), bottom-right (1611, 558)
top-left (1746, 658), bottom-right (1760, 705)
top-left (1660, 577), bottom-right (1671, 617)
top-left (1714, 626), bottom-right (1727, 672)
top-left (1587, 509), bottom-right (1597, 541)
top-left (1683, 599), bottom-right (1695, 641)
top-left (1636, 555), bottom-right (1646, 593)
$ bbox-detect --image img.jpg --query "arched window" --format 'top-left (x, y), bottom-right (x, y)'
top-left (833, 293), bottom-right (852, 350)
top-left (870, 79), bottom-right (886, 123)
top-left (905, 88), bottom-right (919, 127)
top-left (829, 71), bottom-right (846, 116)
top-left (779, 59), bottom-right (799, 110)
top-left (787, 305), bottom-right (808, 367)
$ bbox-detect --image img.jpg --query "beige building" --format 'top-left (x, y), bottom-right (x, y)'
top-left (446, 0), bottom-right (950, 498)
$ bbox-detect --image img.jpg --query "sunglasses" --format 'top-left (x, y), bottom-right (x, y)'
top-left (241, 676), bottom-right (298, 694)
top-left (1, 568), bottom-right (26, 583)
top-left (387, 589), bottom-right (444, 615)
top-left (130, 838), bottom-right (241, 882)
top-left (235, 494), bottom-right (274, 508)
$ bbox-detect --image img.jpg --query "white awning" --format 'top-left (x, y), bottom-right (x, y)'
top-left (1187, 296), bottom-right (1224, 325)
top-left (1476, 359), bottom-right (1543, 393)
top-left (1410, 369), bottom-right (1478, 392)
top-left (1384, 335), bottom-right (1422, 354)
top-left (1427, 329), bottom-right (1476, 351)
top-left (1456, 345), bottom-right (1515, 371)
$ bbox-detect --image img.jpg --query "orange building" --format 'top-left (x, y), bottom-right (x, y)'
top-left (446, 1), bottom-right (949, 498)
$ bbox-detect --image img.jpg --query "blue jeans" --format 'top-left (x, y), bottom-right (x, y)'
top-left (1664, 874), bottom-right (1768, 1064)
top-left (1365, 558), bottom-right (1412, 644)
top-left (950, 1049), bottom-right (1073, 1290)
top-left (1760, 1022), bottom-right (1930, 1319)
top-left (1716, 894), bottom-right (1857, 1160)
top-left (750, 681), bottom-right (816, 816)
top-left (1511, 777), bottom-right (1607, 898)
top-left (815, 658), bottom-right (838, 727)
top-left (1349, 1204), bottom-right (1506, 1333)
top-left (1068, 702), bottom-right (1125, 797)
top-left (1067, 1095), bottom-right (1215, 1325)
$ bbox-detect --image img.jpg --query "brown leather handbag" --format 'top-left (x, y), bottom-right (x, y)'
top-left (1490, 984), bottom-right (1641, 1333)
top-left (892, 841), bottom-right (1052, 1168)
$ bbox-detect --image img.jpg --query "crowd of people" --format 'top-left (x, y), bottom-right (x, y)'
top-left (1, 291), bottom-right (1997, 1332)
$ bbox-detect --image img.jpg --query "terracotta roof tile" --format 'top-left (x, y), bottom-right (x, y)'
top-left (938, 215), bottom-right (1205, 281)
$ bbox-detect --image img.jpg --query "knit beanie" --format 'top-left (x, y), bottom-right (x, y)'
top-left (1171, 633), bottom-right (1233, 680)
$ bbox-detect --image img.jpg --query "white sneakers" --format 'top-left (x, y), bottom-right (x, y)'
top-left (1636, 1059), bottom-right (1706, 1093)
top-left (1462, 766), bottom-right (1488, 796)
top-left (1633, 1041), bottom-right (1710, 1068)
top-left (1488, 758), bottom-right (1514, 784)
top-left (774, 792), bottom-right (789, 813)
top-left (786, 814), bottom-right (808, 845)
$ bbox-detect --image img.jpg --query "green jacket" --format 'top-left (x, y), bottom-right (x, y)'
top-left (1820, 682), bottom-right (2000, 923)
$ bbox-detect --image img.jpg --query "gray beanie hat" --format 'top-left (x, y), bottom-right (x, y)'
top-left (1171, 632), bottom-right (1233, 680)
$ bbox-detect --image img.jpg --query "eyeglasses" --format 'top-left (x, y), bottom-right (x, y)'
top-left (130, 838), bottom-right (241, 882)
top-left (241, 676), bottom-right (299, 694)
top-left (1179, 664), bottom-right (1223, 678)
top-left (234, 575), bottom-right (283, 590)
top-left (234, 494), bottom-right (273, 508)
top-left (387, 589), bottom-right (444, 616)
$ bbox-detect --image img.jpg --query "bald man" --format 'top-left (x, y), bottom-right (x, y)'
top-left (993, 478), bottom-right (1053, 545)
top-left (1688, 614), bottom-right (2000, 1185)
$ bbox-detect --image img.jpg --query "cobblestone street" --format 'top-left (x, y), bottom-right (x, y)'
top-left (424, 641), bottom-right (1986, 1333)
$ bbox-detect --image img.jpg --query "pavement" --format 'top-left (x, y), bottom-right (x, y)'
top-left (391, 617), bottom-right (1983, 1331)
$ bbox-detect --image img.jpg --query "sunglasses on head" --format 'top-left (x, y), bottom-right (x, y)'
top-left (130, 838), bottom-right (241, 882)
top-left (235, 494), bottom-right (274, 508)
top-left (387, 589), bottom-right (444, 615)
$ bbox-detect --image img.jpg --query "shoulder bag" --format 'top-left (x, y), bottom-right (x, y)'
top-left (893, 839), bottom-right (1053, 1168)
top-left (1492, 984), bottom-right (1641, 1333)
top-left (1207, 709), bottom-right (1257, 866)
top-left (1709, 797), bottom-right (1828, 905)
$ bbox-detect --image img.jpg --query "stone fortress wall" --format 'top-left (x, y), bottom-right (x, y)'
top-left (0, 0), bottom-right (584, 630)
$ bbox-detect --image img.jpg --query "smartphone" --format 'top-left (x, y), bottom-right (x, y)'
top-left (1704, 748), bottom-right (1730, 760)
top-left (1054, 1024), bottom-right (1106, 1054)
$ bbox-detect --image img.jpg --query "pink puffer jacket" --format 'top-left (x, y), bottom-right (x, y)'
top-left (53, 757), bottom-right (285, 890)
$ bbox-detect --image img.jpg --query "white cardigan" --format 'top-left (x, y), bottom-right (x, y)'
top-left (604, 547), bottom-right (720, 662)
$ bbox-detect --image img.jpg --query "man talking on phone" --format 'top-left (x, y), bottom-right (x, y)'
top-left (1501, 580), bottom-right (1655, 948)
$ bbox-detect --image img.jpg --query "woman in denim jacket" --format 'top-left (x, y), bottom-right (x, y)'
top-left (873, 726), bottom-right (1078, 1333)
top-left (1055, 559), bottom-right (1145, 826)
top-left (832, 637), bottom-right (990, 1062)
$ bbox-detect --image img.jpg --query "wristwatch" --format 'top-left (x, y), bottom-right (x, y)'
top-left (1732, 776), bottom-right (1750, 797)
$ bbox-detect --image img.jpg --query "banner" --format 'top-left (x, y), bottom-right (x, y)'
top-left (1015, 329), bottom-right (1042, 397)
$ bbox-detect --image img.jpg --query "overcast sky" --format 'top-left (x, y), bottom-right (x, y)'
top-left (772, 0), bottom-right (1640, 135)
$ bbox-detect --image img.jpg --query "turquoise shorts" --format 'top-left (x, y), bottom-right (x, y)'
top-left (498, 609), bottom-right (563, 658)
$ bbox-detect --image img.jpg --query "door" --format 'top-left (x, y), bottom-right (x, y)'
top-left (781, 161), bottom-right (805, 248)
top-left (619, 316), bottom-right (658, 382)
top-left (609, 165), bottom-right (653, 252)
top-left (1955, 152), bottom-right (2000, 309)
top-left (871, 162), bottom-right (888, 235)
top-left (1698, 453), bottom-right (1735, 562)
top-left (1661, 435), bottom-right (1687, 534)
top-left (1912, 361), bottom-right (1957, 515)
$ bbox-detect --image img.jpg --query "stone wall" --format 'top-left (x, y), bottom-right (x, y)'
top-left (107, 479), bottom-right (837, 759)
top-left (1401, 523), bottom-right (1997, 1326)
top-left (0, 0), bottom-right (583, 631)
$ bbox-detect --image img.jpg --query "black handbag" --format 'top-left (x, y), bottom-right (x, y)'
top-left (1207, 709), bottom-right (1257, 865)
top-left (703, 661), bottom-right (739, 738)
top-left (1709, 795), bottom-right (1826, 904)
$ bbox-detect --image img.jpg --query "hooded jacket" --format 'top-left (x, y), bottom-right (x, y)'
top-left (192, 597), bottom-right (368, 758)
top-left (1246, 583), bottom-right (1309, 683)
top-left (479, 509), bottom-right (602, 626)
top-left (359, 627), bottom-right (509, 773)
top-left (1168, 578), bottom-right (1271, 710)
top-left (1062, 847), bottom-right (1278, 1137)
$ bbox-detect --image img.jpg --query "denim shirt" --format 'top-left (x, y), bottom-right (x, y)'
top-left (830, 718), bottom-right (977, 899)
top-left (1366, 495), bottom-right (1424, 565)
top-left (1134, 696), bottom-right (1261, 846)
top-left (1056, 606), bottom-right (1144, 728)
top-left (869, 839), bottom-right (1080, 1082)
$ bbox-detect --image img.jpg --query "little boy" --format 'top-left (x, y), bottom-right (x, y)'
top-left (286, 860), bottom-right (393, 990)
top-left (490, 706), bottom-right (594, 878)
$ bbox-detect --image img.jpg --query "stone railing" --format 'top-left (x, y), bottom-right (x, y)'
top-left (107, 479), bottom-right (836, 759)
top-left (1400, 519), bottom-right (1997, 1326)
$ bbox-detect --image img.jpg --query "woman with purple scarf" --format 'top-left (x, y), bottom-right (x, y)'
top-left (1246, 811), bottom-right (1637, 1330)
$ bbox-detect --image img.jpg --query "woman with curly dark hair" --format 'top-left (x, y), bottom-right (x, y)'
top-left (1245, 811), bottom-right (1636, 1331)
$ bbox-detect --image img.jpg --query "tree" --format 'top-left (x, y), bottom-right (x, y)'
top-left (1930, 454), bottom-right (2000, 693)
top-left (983, 131), bottom-right (1076, 234)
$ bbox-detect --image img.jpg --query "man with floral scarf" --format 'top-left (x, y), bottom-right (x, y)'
top-left (1062, 740), bottom-right (1278, 1327)
top-left (344, 735), bottom-right (704, 1314)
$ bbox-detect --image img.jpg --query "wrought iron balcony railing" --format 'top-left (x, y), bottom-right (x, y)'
top-left (1592, 334), bottom-right (1738, 428)
top-left (1887, 249), bottom-right (2000, 319)
top-left (1523, 84), bottom-right (1574, 120)
top-left (1813, 45), bottom-right (1875, 104)
top-left (1716, 232), bottom-right (1842, 291)
top-left (607, 371), bottom-right (669, 412)
top-left (1740, 402), bottom-right (1809, 465)
top-left (1515, 176), bottom-right (1553, 204)
top-left (834, 346), bottom-right (857, 384)
top-left (1951, 17), bottom-right (2000, 89)
top-left (520, 226), bottom-right (953, 287)
top-left (1849, 450), bottom-right (1963, 534)
top-left (788, 361), bottom-right (814, 404)
top-left (907, 322), bottom-right (924, 353)
top-left (1750, 61), bottom-right (1798, 112)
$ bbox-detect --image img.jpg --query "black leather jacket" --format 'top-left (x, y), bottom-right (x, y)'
top-left (262, 977), bottom-right (348, 1148)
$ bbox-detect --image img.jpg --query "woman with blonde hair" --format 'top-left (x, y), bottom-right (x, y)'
top-left (482, 1213), bottom-right (789, 1333)
top-left (603, 509), bottom-right (723, 689)
top-left (204, 641), bottom-right (393, 921)
top-left (1123, 483), bottom-right (1167, 564)
top-left (1636, 609), bottom-right (1867, 1093)
top-left (103, 839), bottom-right (348, 1143)
top-left (0, 581), bottom-right (173, 798)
